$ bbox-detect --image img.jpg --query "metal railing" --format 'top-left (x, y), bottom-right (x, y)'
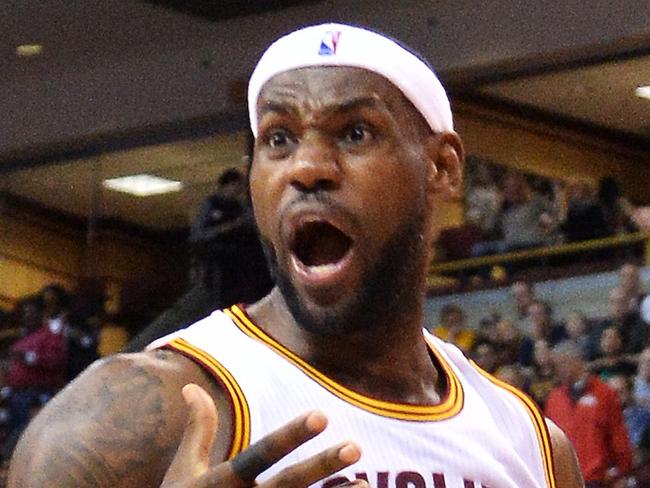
top-left (428, 231), bottom-right (649, 286)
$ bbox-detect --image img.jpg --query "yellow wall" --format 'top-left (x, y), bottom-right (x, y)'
top-left (454, 102), bottom-right (650, 202)
top-left (0, 204), bottom-right (186, 312)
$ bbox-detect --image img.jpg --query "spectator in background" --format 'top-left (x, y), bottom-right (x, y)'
top-left (545, 341), bottom-right (633, 487)
top-left (527, 339), bottom-right (557, 409)
top-left (4, 295), bottom-right (67, 456)
top-left (597, 176), bottom-right (636, 236)
top-left (471, 340), bottom-right (499, 374)
top-left (559, 180), bottom-right (610, 243)
top-left (464, 161), bottom-right (501, 240)
top-left (518, 300), bottom-right (567, 367)
top-left (510, 280), bottom-right (536, 321)
top-left (474, 311), bottom-right (501, 344)
top-left (471, 172), bottom-right (559, 258)
top-left (495, 364), bottom-right (527, 391)
top-left (617, 262), bottom-right (646, 315)
top-left (590, 327), bottom-right (637, 380)
top-left (587, 286), bottom-right (648, 361)
top-left (432, 304), bottom-right (476, 354)
top-left (565, 310), bottom-right (591, 357)
top-left (634, 347), bottom-right (650, 409)
top-left (40, 284), bottom-right (70, 336)
top-left (608, 374), bottom-right (650, 450)
top-left (435, 215), bottom-right (484, 263)
top-left (188, 167), bottom-right (271, 306)
top-left (492, 318), bottom-right (522, 366)
top-left (126, 162), bottom-right (273, 352)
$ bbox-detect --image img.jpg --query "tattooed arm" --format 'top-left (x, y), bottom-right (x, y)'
top-left (8, 349), bottom-right (234, 488)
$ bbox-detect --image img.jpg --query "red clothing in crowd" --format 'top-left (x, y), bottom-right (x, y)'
top-left (545, 374), bottom-right (633, 484)
top-left (7, 323), bottom-right (68, 390)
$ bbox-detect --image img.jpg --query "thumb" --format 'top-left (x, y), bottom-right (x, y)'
top-left (162, 384), bottom-right (219, 485)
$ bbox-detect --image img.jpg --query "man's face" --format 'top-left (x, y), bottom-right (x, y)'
top-left (552, 351), bottom-right (582, 385)
top-left (219, 178), bottom-right (246, 202)
top-left (528, 303), bottom-right (550, 335)
top-left (21, 302), bottom-right (42, 331)
top-left (618, 264), bottom-right (639, 295)
top-left (442, 310), bottom-right (464, 330)
top-left (511, 282), bottom-right (533, 310)
top-left (608, 287), bottom-right (629, 321)
top-left (249, 66), bottom-right (435, 335)
top-left (502, 174), bottom-right (527, 205)
top-left (600, 327), bottom-right (622, 356)
top-left (533, 340), bottom-right (552, 368)
top-left (565, 312), bottom-right (586, 338)
top-left (473, 344), bottom-right (497, 373)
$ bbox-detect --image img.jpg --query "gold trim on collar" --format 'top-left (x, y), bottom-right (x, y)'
top-left (226, 305), bottom-right (464, 421)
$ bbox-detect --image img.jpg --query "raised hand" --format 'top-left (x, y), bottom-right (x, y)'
top-left (161, 384), bottom-right (366, 488)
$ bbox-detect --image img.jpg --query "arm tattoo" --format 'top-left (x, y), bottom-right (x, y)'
top-left (13, 357), bottom-right (182, 487)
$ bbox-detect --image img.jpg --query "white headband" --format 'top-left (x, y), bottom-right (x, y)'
top-left (248, 23), bottom-right (453, 137)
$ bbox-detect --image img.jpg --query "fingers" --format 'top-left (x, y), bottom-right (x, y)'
top-left (162, 406), bottom-right (363, 488)
top-left (197, 410), bottom-right (339, 487)
top-left (230, 410), bottom-right (328, 484)
top-left (262, 441), bottom-right (362, 488)
top-left (161, 384), bottom-right (219, 485)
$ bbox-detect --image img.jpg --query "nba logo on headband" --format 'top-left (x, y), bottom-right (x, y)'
top-left (318, 31), bottom-right (340, 56)
top-left (248, 23), bottom-right (454, 137)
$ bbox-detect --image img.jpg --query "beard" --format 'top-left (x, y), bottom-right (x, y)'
top-left (260, 205), bottom-right (428, 337)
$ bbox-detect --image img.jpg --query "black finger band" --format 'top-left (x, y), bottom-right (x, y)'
top-left (230, 443), bottom-right (274, 483)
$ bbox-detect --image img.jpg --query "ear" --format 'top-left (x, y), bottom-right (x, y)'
top-left (425, 132), bottom-right (464, 201)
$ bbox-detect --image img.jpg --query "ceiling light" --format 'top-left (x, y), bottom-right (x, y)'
top-left (103, 174), bottom-right (182, 197)
top-left (635, 86), bottom-right (650, 100)
top-left (16, 44), bottom-right (43, 57)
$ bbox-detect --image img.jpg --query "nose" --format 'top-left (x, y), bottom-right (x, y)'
top-left (288, 133), bottom-right (341, 192)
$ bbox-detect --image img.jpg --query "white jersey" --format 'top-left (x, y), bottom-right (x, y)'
top-left (150, 305), bottom-right (555, 488)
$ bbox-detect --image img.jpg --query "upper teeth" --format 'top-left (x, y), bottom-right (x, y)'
top-left (308, 263), bottom-right (339, 273)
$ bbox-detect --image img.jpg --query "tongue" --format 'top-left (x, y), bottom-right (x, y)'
top-left (294, 222), bottom-right (352, 267)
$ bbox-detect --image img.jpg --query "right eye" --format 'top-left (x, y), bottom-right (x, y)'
top-left (264, 129), bottom-right (293, 149)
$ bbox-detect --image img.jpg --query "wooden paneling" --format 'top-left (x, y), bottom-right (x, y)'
top-left (454, 102), bottom-right (650, 202)
top-left (0, 204), bottom-right (187, 312)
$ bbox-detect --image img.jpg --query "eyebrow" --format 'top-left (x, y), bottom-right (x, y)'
top-left (258, 96), bottom-right (381, 119)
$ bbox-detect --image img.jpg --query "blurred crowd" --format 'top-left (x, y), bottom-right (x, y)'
top-left (2, 157), bottom-right (650, 486)
top-left (0, 163), bottom-right (272, 477)
top-left (0, 282), bottom-right (127, 461)
top-left (437, 161), bottom-right (642, 278)
top-left (435, 263), bottom-right (650, 486)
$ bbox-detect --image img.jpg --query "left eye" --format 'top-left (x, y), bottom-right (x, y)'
top-left (342, 124), bottom-right (373, 143)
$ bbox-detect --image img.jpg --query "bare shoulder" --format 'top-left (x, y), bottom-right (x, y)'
top-left (546, 418), bottom-right (584, 488)
top-left (8, 349), bottom-right (234, 488)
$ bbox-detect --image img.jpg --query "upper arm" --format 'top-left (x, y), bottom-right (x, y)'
top-left (546, 418), bottom-right (584, 488)
top-left (8, 349), bottom-right (234, 488)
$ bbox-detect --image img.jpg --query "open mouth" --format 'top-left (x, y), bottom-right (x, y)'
top-left (291, 220), bottom-right (353, 268)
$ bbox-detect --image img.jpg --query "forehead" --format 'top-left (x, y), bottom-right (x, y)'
top-left (257, 66), bottom-right (414, 119)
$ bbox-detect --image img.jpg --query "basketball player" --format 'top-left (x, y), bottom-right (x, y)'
top-left (9, 24), bottom-right (584, 488)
